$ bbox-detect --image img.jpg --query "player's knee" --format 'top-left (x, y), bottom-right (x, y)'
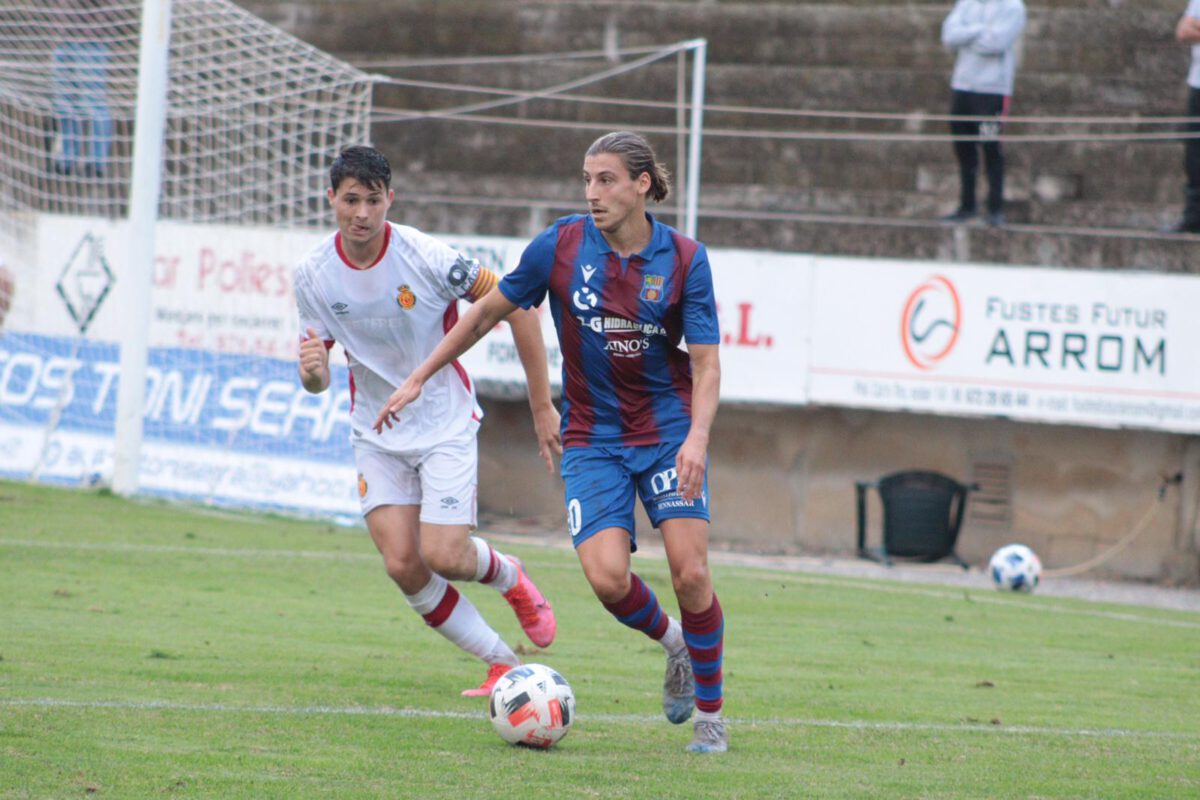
top-left (587, 570), bottom-right (630, 605)
top-left (420, 538), bottom-right (470, 577)
top-left (381, 550), bottom-right (423, 586)
top-left (671, 561), bottom-right (711, 597)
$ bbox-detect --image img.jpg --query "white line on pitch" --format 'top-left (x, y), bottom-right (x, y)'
top-left (0, 538), bottom-right (379, 561)
top-left (1, 698), bottom-right (1194, 741)
top-left (0, 538), bottom-right (576, 568)
top-left (765, 572), bottom-right (1200, 630)
top-left (3, 538), bottom-right (1197, 628)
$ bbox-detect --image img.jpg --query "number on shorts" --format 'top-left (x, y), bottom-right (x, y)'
top-left (567, 498), bottom-right (582, 537)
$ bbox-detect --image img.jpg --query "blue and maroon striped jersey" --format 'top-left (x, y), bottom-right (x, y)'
top-left (499, 213), bottom-right (719, 448)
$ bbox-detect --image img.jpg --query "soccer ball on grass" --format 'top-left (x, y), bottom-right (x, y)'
top-left (988, 543), bottom-right (1042, 592)
top-left (488, 663), bottom-right (575, 748)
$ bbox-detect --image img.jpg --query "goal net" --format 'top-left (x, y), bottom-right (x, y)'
top-left (0, 0), bottom-right (373, 517)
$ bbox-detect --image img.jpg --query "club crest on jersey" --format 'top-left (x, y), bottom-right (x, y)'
top-left (640, 274), bottom-right (665, 302)
top-left (357, 473), bottom-right (368, 498)
top-left (396, 284), bottom-right (416, 310)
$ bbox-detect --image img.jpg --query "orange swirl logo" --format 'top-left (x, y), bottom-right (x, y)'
top-left (901, 275), bottom-right (961, 370)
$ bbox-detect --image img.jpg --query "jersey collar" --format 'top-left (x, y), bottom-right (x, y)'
top-left (585, 212), bottom-right (675, 260)
top-left (335, 222), bottom-right (392, 270)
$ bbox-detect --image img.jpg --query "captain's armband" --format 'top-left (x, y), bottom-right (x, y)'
top-left (448, 254), bottom-right (499, 301)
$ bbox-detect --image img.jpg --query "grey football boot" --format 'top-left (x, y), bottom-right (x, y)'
top-left (662, 647), bottom-right (695, 724)
top-left (686, 716), bottom-right (729, 753)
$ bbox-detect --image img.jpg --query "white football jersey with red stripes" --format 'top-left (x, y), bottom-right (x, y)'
top-left (294, 222), bottom-right (484, 453)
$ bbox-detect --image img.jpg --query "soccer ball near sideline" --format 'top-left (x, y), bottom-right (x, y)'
top-left (488, 663), bottom-right (575, 748)
top-left (989, 543), bottom-right (1042, 593)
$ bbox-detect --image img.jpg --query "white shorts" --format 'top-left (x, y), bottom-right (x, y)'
top-left (353, 431), bottom-right (478, 526)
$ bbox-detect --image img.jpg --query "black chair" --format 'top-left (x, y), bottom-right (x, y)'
top-left (856, 470), bottom-right (975, 568)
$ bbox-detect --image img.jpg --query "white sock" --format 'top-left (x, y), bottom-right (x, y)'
top-left (484, 638), bottom-right (521, 668)
top-left (470, 536), bottom-right (518, 594)
top-left (403, 574), bottom-right (507, 662)
top-left (660, 617), bottom-right (686, 655)
top-left (695, 709), bottom-right (723, 722)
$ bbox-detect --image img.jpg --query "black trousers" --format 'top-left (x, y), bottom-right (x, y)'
top-left (1183, 86), bottom-right (1200, 224)
top-left (949, 90), bottom-right (1008, 215)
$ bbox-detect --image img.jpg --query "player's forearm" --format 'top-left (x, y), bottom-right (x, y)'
top-left (300, 366), bottom-right (330, 394)
top-left (686, 355), bottom-right (721, 444)
top-left (509, 307), bottom-right (554, 412)
top-left (414, 291), bottom-right (512, 386)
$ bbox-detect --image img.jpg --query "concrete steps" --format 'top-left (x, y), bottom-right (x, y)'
top-left (247, 0), bottom-right (1200, 271)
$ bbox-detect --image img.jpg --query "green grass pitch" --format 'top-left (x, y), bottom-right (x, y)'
top-left (1, 480), bottom-right (1197, 798)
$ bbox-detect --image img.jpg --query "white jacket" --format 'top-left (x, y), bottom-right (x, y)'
top-left (941, 0), bottom-right (1027, 96)
top-left (1187, 0), bottom-right (1200, 89)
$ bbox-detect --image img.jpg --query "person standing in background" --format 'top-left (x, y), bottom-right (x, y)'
top-left (939, 0), bottom-right (1027, 227)
top-left (1166, 3), bottom-right (1200, 234)
top-left (51, 1), bottom-right (113, 177)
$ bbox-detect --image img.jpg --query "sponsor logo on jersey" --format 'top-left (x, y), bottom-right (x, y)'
top-left (332, 302), bottom-right (349, 315)
top-left (396, 284), bottom-right (416, 310)
top-left (604, 337), bottom-right (651, 358)
top-left (357, 473), bottom-right (368, 498)
top-left (580, 264), bottom-right (596, 283)
top-left (574, 315), bottom-right (667, 336)
top-left (573, 286), bottom-right (598, 310)
top-left (640, 274), bottom-right (665, 302)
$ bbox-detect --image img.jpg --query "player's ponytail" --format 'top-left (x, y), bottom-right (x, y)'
top-left (586, 131), bottom-right (671, 203)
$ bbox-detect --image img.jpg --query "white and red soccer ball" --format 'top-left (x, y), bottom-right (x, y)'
top-left (488, 663), bottom-right (575, 748)
top-left (989, 543), bottom-right (1042, 593)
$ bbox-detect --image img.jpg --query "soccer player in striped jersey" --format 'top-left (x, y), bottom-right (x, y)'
top-left (295, 145), bottom-right (561, 698)
top-left (375, 131), bottom-right (728, 753)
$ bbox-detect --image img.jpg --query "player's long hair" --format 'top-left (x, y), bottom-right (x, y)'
top-left (329, 145), bottom-right (391, 193)
top-left (586, 131), bottom-right (671, 203)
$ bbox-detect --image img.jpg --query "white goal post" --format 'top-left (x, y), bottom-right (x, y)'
top-left (0, 0), bottom-right (373, 504)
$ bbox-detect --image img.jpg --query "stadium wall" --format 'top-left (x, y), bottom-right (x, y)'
top-left (478, 400), bottom-right (1200, 585)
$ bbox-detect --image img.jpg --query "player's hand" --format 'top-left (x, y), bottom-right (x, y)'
top-left (374, 377), bottom-right (423, 433)
top-left (298, 327), bottom-right (328, 379)
top-left (531, 404), bottom-right (562, 475)
top-left (675, 434), bottom-right (708, 503)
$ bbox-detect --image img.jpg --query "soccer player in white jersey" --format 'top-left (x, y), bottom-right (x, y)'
top-left (294, 145), bottom-right (562, 697)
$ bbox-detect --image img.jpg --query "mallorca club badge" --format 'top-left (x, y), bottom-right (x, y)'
top-left (396, 284), bottom-right (416, 310)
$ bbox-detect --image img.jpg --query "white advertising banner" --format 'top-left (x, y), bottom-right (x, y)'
top-left (26, 215), bottom-right (320, 356)
top-left (8, 213), bottom-right (1200, 520)
top-left (19, 217), bottom-right (810, 404)
top-left (707, 249), bottom-right (812, 404)
top-left (808, 257), bottom-right (1200, 432)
